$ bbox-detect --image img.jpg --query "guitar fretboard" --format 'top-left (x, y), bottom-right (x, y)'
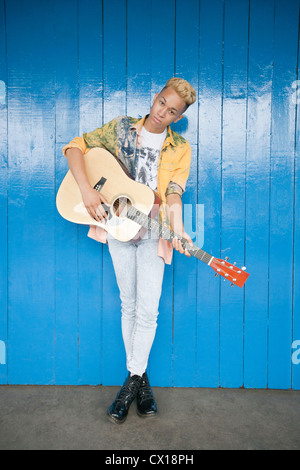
top-left (126, 206), bottom-right (213, 265)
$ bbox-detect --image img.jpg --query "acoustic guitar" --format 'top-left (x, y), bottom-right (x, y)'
top-left (56, 147), bottom-right (249, 288)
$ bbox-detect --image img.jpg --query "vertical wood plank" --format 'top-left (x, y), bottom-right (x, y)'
top-left (173, 0), bottom-right (199, 387)
top-left (196, 0), bottom-right (224, 387)
top-left (0, 0), bottom-right (8, 384)
top-left (244, 0), bottom-right (274, 389)
top-left (127, 0), bottom-right (151, 118)
top-left (101, 0), bottom-right (127, 385)
top-left (268, 0), bottom-right (299, 389)
top-left (54, 0), bottom-right (80, 385)
top-left (220, 0), bottom-right (249, 388)
top-left (77, 0), bottom-right (103, 385)
top-left (292, 5), bottom-right (300, 390)
top-left (102, 0), bottom-right (127, 123)
top-left (148, 0), bottom-right (176, 387)
top-left (6, 0), bottom-right (56, 384)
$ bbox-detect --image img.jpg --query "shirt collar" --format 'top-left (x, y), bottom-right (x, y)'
top-left (130, 115), bottom-right (175, 147)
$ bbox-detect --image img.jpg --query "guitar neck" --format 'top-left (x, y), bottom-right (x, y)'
top-left (127, 206), bottom-right (213, 265)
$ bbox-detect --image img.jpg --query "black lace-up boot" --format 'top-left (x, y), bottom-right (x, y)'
top-left (136, 372), bottom-right (158, 418)
top-left (107, 374), bottom-right (142, 424)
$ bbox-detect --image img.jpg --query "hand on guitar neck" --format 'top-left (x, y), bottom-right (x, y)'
top-left (172, 231), bottom-right (193, 257)
top-left (166, 192), bottom-right (193, 257)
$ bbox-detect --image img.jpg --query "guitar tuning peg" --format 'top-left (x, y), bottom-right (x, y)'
top-left (241, 266), bottom-right (246, 271)
top-left (225, 256), bottom-right (229, 261)
top-left (215, 273), bottom-right (219, 277)
top-left (231, 283), bottom-right (235, 287)
top-left (233, 262), bottom-right (236, 265)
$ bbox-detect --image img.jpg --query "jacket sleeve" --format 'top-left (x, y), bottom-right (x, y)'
top-left (62, 135), bottom-right (87, 157)
top-left (168, 142), bottom-right (191, 193)
top-left (62, 118), bottom-right (118, 157)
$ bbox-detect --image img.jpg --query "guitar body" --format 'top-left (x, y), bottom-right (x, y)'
top-left (56, 147), bottom-right (159, 242)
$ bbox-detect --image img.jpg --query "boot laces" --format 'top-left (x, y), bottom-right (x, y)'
top-left (116, 376), bottom-right (141, 403)
top-left (138, 376), bottom-right (154, 402)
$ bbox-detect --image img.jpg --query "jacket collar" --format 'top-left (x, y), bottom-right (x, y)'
top-left (130, 115), bottom-right (176, 147)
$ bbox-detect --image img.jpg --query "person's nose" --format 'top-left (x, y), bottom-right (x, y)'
top-left (158, 107), bottom-right (167, 118)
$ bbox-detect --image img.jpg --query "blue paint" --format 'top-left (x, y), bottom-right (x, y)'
top-left (0, 0), bottom-right (8, 384)
top-left (268, 0), bottom-right (298, 390)
top-left (148, 0), bottom-right (176, 388)
top-left (293, 4), bottom-right (300, 390)
top-left (244, 0), bottom-right (274, 389)
top-left (219, 0), bottom-right (249, 388)
top-left (196, 0), bottom-right (223, 388)
top-left (0, 0), bottom-right (299, 389)
top-left (101, 0), bottom-right (128, 386)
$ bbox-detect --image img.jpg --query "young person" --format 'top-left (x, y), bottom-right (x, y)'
top-left (63, 77), bottom-right (196, 424)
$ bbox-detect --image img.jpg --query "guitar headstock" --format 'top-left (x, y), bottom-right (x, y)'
top-left (210, 257), bottom-right (249, 288)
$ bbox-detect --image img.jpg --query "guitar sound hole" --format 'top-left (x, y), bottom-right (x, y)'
top-left (112, 197), bottom-right (132, 218)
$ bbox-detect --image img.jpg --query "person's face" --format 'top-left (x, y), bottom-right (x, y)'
top-left (145, 87), bottom-right (186, 133)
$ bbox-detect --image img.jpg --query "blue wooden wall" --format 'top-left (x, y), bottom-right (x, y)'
top-left (0, 0), bottom-right (299, 389)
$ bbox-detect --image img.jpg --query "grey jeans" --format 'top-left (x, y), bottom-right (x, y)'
top-left (107, 232), bottom-right (165, 377)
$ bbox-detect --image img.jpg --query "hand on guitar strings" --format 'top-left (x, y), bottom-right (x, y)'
top-left (81, 185), bottom-right (109, 223)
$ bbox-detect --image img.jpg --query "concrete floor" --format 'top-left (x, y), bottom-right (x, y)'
top-left (0, 385), bottom-right (299, 450)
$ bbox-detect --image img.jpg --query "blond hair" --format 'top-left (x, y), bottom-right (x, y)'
top-left (163, 77), bottom-right (196, 109)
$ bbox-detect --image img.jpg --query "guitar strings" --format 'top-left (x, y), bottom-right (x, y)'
top-left (126, 205), bottom-right (213, 265)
